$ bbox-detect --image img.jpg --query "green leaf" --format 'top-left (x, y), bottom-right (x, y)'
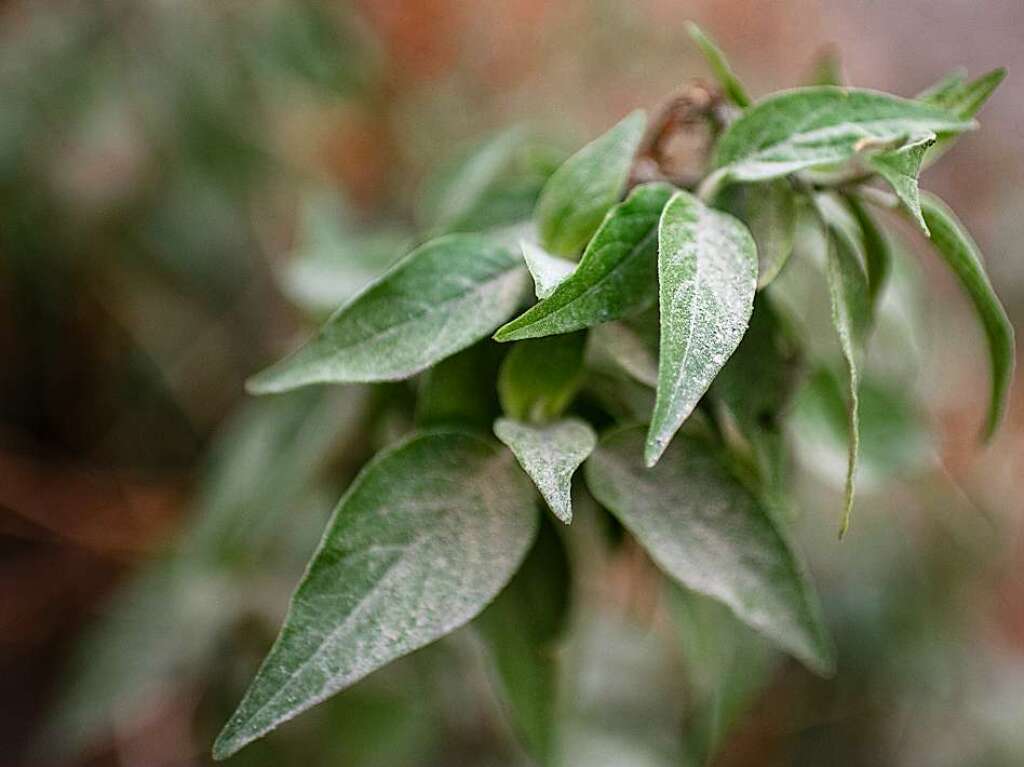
top-left (844, 195), bottom-right (892, 312)
top-left (521, 239), bottom-right (576, 299)
top-left (536, 110), bottom-right (646, 255)
top-left (477, 517), bottom-right (571, 764)
top-left (713, 180), bottom-right (797, 288)
top-left (418, 128), bottom-right (562, 234)
top-left (248, 234), bottom-right (528, 392)
top-left (866, 132), bottom-right (936, 234)
top-left (920, 193), bottom-right (1014, 439)
top-left (495, 417), bottom-right (597, 524)
top-left (416, 341), bottom-right (502, 431)
top-left (805, 46), bottom-right (843, 87)
top-left (212, 431), bottom-right (539, 759)
top-left (824, 221), bottom-right (871, 536)
top-left (707, 87), bottom-right (974, 189)
top-left (498, 333), bottom-right (586, 422)
top-left (686, 22), bottom-right (751, 108)
top-left (646, 190), bottom-right (757, 467)
top-left (496, 183), bottom-right (673, 341)
top-left (585, 426), bottom-right (834, 675)
top-left (919, 68), bottom-right (1006, 166)
top-left (916, 68), bottom-right (967, 103)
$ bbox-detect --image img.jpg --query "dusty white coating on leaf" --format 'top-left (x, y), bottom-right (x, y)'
top-left (494, 417), bottom-right (597, 524)
top-left (646, 191), bottom-right (757, 467)
top-left (248, 234), bottom-right (529, 392)
top-left (521, 239), bottom-right (576, 299)
top-left (212, 431), bottom-right (538, 759)
top-left (586, 426), bottom-right (834, 675)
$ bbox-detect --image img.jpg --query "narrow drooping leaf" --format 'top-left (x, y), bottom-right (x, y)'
top-left (495, 183), bottom-right (674, 341)
top-left (686, 22), bottom-right (751, 108)
top-left (495, 417), bottom-right (597, 523)
top-left (920, 193), bottom-right (1015, 439)
top-left (477, 518), bottom-right (570, 765)
top-left (844, 195), bottom-right (892, 312)
top-left (714, 180), bottom-right (797, 288)
top-left (824, 223), bottom-right (871, 537)
top-left (585, 427), bottom-right (834, 675)
top-left (706, 87), bottom-right (973, 192)
top-left (212, 432), bottom-right (539, 759)
top-left (646, 191), bottom-right (757, 467)
top-left (521, 239), bottom-right (576, 299)
top-left (248, 235), bottom-right (528, 392)
top-left (536, 110), bottom-right (646, 255)
top-left (865, 132), bottom-right (935, 234)
top-left (498, 333), bottom-right (586, 422)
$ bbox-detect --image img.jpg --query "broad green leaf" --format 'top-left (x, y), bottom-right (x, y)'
top-left (707, 87), bottom-right (973, 190)
top-left (920, 193), bottom-right (1014, 439)
top-left (844, 195), bottom-right (892, 311)
top-left (477, 518), bottom-right (571, 764)
top-left (865, 132), bottom-right (935, 234)
top-left (646, 190), bottom-right (757, 467)
top-left (669, 586), bottom-right (774, 765)
top-left (248, 234), bottom-right (528, 392)
top-left (585, 426), bottom-right (834, 675)
top-left (416, 341), bottom-right (502, 431)
top-left (498, 333), bottom-right (586, 422)
top-left (586, 320), bottom-right (658, 388)
top-left (714, 180), bottom-right (797, 288)
top-left (536, 110), bottom-right (646, 255)
top-left (522, 239), bottom-right (576, 299)
top-left (686, 22), bottom-right (751, 108)
top-left (212, 431), bottom-right (539, 759)
top-left (418, 128), bottom-right (562, 234)
top-left (496, 183), bottom-right (674, 341)
top-left (824, 221), bottom-right (871, 536)
top-left (495, 417), bottom-right (597, 523)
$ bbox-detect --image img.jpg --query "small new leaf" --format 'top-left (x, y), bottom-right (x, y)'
top-left (586, 427), bottom-right (834, 675)
top-left (248, 234), bottom-right (528, 392)
top-left (536, 110), bottom-right (646, 255)
top-left (708, 87), bottom-right (973, 190)
top-left (212, 432), bottom-right (538, 759)
top-left (646, 191), bottom-right (757, 467)
top-left (686, 22), bottom-right (751, 108)
top-left (521, 239), bottom-right (575, 299)
top-left (495, 417), bottom-right (597, 524)
top-left (496, 183), bottom-right (674, 342)
top-left (920, 193), bottom-right (1015, 440)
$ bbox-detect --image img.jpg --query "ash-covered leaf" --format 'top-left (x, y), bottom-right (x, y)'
top-left (495, 417), bottom-right (597, 524)
top-left (212, 431), bottom-right (538, 759)
top-left (585, 426), bottom-right (834, 675)
top-left (521, 239), bottom-right (576, 299)
top-left (646, 190), bottom-right (757, 467)
top-left (248, 234), bottom-right (528, 392)
top-left (496, 183), bottom-right (673, 341)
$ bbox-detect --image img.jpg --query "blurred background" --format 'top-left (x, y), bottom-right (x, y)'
top-left (1, 1), bottom-right (1022, 765)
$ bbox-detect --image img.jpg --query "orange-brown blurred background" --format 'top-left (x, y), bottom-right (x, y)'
top-left (1, 1), bottom-right (1022, 765)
